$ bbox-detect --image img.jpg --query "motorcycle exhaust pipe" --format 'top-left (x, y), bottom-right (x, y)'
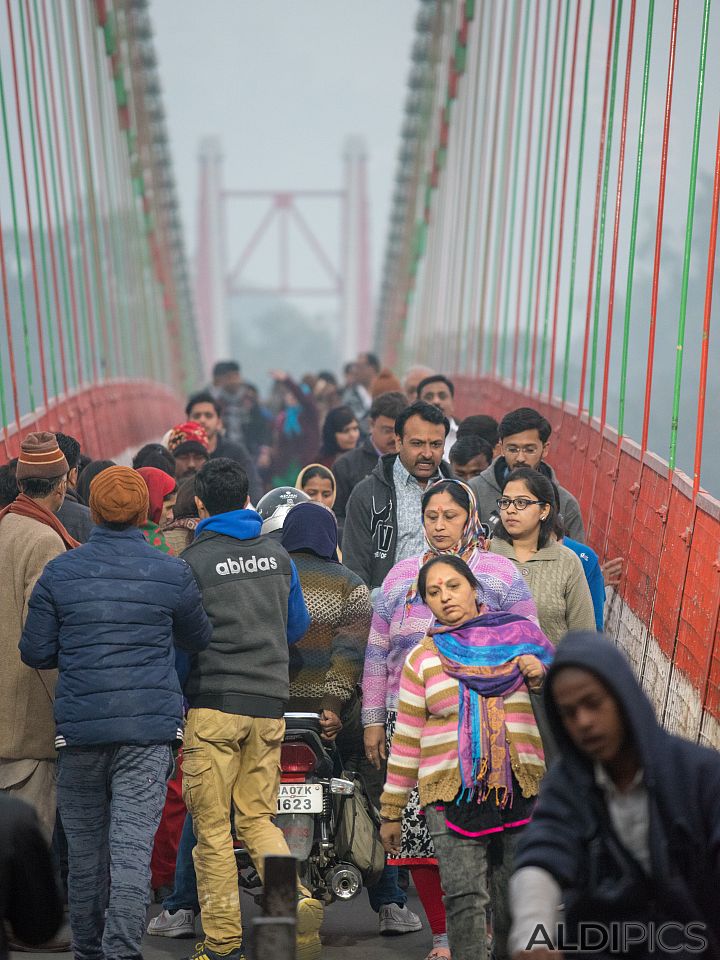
top-left (327, 863), bottom-right (363, 900)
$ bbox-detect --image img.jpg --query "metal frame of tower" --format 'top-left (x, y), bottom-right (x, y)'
top-left (194, 137), bottom-right (371, 374)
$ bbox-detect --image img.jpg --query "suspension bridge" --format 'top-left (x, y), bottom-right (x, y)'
top-left (1, 0), bottom-right (719, 767)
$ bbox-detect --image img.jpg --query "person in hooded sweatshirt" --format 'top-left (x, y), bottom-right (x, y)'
top-left (179, 458), bottom-right (323, 960)
top-left (509, 633), bottom-right (720, 960)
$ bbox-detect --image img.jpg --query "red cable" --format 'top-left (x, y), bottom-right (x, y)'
top-left (548, 1), bottom-right (582, 401)
top-left (6, 0), bottom-right (49, 413)
top-left (600, 0), bottom-right (637, 433)
top-left (26, 0), bottom-right (69, 397)
top-left (511, 1), bottom-right (542, 388)
top-left (55, 0), bottom-right (99, 383)
top-left (692, 111), bottom-right (720, 502)
top-left (41, 0), bottom-right (84, 388)
top-left (490, 4), bottom-right (522, 378)
top-left (641, 0), bottom-right (678, 455)
top-left (529, 6), bottom-right (563, 393)
top-left (577, 0), bottom-right (617, 418)
top-left (0, 210), bottom-right (22, 433)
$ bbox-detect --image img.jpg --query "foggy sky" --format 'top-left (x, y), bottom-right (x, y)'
top-left (150, 0), bottom-right (417, 298)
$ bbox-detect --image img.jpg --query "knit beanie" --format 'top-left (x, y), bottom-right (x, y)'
top-left (371, 369), bottom-right (403, 399)
top-left (167, 421), bottom-right (209, 458)
top-left (16, 432), bottom-right (69, 480)
top-left (89, 466), bottom-right (149, 527)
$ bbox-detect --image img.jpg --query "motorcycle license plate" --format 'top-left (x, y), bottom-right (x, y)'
top-left (276, 783), bottom-right (323, 813)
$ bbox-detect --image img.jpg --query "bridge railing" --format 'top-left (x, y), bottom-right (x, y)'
top-left (379, 0), bottom-right (720, 746)
top-left (1, 0), bottom-right (199, 460)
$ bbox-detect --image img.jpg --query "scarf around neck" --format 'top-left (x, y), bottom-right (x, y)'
top-left (0, 493), bottom-right (79, 550)
top-left (432, 611), bottom-right (555, 804)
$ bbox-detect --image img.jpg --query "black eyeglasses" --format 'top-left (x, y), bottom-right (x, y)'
top-left (496, 496), bottom-right (546, 512)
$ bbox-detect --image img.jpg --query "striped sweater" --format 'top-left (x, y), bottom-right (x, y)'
top-left (380, 638), bottom-right (541, 819)
top-left (361, 548), bottom-right (538, 726)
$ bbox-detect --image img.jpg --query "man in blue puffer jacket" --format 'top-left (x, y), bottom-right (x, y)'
top-left (20, 466), bottom-right (212, 960)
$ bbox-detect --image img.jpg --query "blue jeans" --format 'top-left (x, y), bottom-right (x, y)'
top-left (58, 744), bottom-right (171, 960)
top-left (163, 812), bottom-right (200, 914)
top-left (367, 864), bottom-right (408, 912)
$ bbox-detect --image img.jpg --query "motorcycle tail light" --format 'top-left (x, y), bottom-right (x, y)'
top-left (281, 742), bottom-right (317, 774)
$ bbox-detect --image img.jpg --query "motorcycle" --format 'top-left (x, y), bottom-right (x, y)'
top-left (274, 712), bottom-right (363, 903)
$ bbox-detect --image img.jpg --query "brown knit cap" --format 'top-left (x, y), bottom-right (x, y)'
top-left (16, 432), bottom-right (69, 480)
top-left (89, 466), bottom-right (149, 526)
top-left (371, 369), bottom-right (403, 399)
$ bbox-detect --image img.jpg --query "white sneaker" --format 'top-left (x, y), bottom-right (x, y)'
top-left (147, 908), bottom-right (196, 938)
top-left (378, 903), bottom-right (423, 936)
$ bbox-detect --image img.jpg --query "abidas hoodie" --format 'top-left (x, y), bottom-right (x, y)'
top-left (182, 508), bottom-right (310, 718)
top-left (514, 633), bottom-right (720, 958)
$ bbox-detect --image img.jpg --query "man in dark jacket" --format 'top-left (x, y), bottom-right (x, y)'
top-left (333, 391), bottom-right (408, 523)
top-left (509, 633), bottom-right (720, 959)
top-left (186, 391), bottom-right (264, 502)
top-left (55, 433), bottom-right (93, 542)
top-left (180, 458), bottom-right (322, 960)
top-left (20, 466), bottom-right (212, 960)
top-left (342, 401), bottom-right (453, 590)
top-left (469, 407), bottom-right (586, 542)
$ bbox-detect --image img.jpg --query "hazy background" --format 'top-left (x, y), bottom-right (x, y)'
top-left (151, 0), bottom-right (417, 381)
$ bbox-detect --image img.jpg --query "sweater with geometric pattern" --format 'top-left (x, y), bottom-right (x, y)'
top-left (287, 551), bottom-right (372, 715)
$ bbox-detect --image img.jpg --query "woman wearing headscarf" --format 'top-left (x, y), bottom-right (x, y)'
top-left (135, 465), bottom-right (181, 895)
top-left (362, 479), bottom-right (540, 960)
top-left (136, 467), bottom-right (177, 555)
top-left (295, 464), bottom-right (337, 510)
top-left (279, 501), bottom-right (370, 743)
top-left (379, 555), bottom-right (554, 960)
top-left (161, 477), bottom-right (199, 555)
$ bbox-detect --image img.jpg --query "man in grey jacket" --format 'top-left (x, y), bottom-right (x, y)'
top-left (343, 401), bottom-right (453, 590)
top-left (470, 407), bottom-right (586, 542)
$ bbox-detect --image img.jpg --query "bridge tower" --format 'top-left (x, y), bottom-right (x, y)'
top-left (194, 136), bottom-right (371, 374)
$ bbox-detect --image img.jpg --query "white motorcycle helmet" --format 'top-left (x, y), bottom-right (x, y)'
top-left (256, 486), bottom-right (310, 536)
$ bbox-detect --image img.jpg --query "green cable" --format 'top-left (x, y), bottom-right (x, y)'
top-left (521, 0), bottom-right (552, 387)
top-left (51, 0), bottom-right (92, 382)
top-left (538, 0), bottom-right (572, 394)
top-left (617, 0), bottom-right (654, 437)
top-left (18, 0), bottom-right (59, 399)
top-left (499, 0), bottom-right (531, 378)
top-left (0, 55), bottom-right (36, 411)
top-left (561, 0), bottom-right (595, 401)
top-left (88, 14), bottom-right (133, 379)
top-left (669, 0), bottom-right (711, 470)
top-left (32, 0), bottom-right (79, 388)
top-left (484, 0), bottom-right (520, 374)
top-left (588, 0), bottom-right (624, 418)
top-left (67, 1), bottom-right (112, 378)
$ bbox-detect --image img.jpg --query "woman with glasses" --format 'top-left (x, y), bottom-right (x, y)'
top-left (489, 467), bottom-right (595, 646)
top-left (362, 479), bottom-right (539, 960)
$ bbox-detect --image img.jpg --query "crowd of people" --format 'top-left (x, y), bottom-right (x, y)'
top-left (1, 353), bottom-right (718, 960)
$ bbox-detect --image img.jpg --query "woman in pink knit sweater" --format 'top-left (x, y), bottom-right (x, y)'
top-left (361, 480), bottom-right (538, 960)
top-left (379, 555), bottom-right (554, 960)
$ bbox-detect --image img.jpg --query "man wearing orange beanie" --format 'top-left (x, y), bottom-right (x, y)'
top-left (20, 465), bottom-right (212, 960)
